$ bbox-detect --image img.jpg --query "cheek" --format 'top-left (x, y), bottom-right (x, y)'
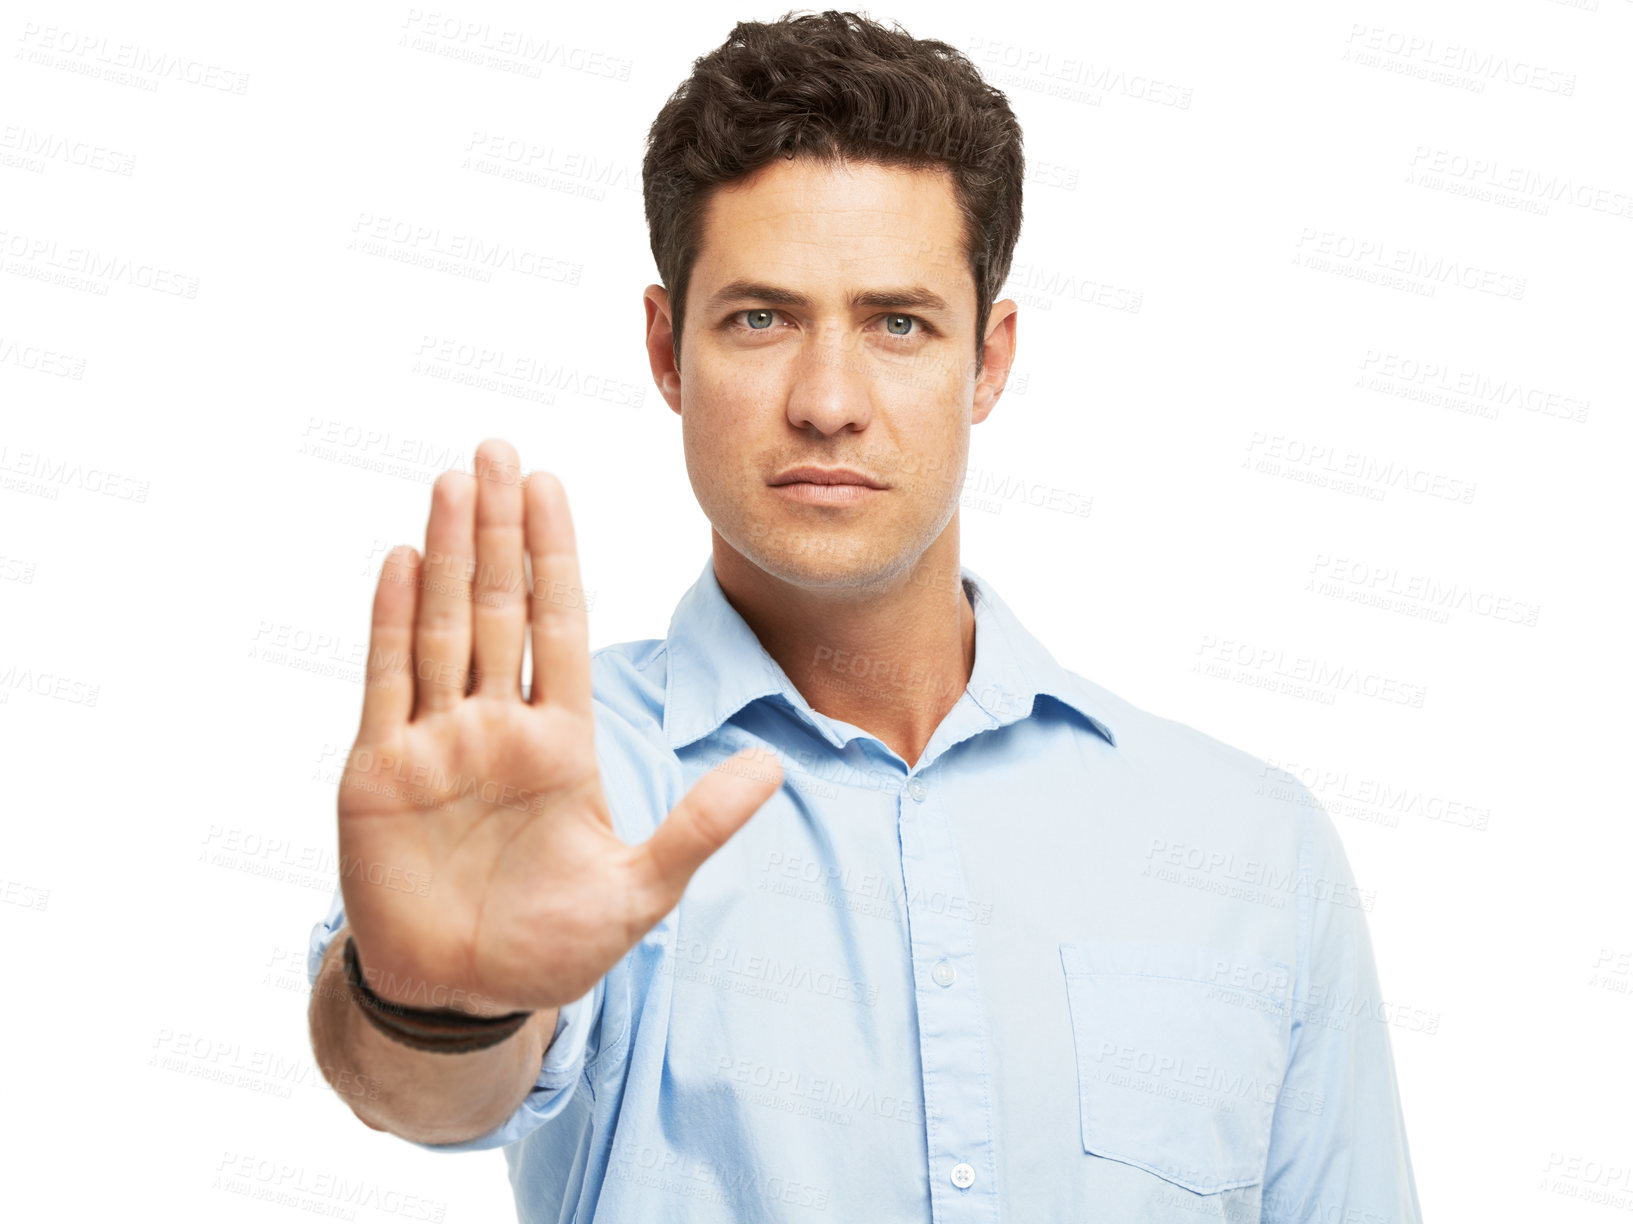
top-left (691, 355), bottom-right (775, 428)
top-left (886, 409), bottom-right (966, 497)
top-left (682, 401), bottom-right (758, 506)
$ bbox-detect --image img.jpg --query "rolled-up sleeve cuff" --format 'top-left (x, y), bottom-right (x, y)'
top-left (307, 887), bottom-right (347, 987)
top-left (408, 981), bottom-right (599, 1152)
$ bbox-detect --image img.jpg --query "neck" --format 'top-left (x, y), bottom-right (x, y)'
top-left (711, 526), bottom-right (975, 769)
top-left (711, 525), bottom-right (973, 767)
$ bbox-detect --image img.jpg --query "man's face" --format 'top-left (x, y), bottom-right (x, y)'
top-left (644, 155), bottom-right (1016, 592)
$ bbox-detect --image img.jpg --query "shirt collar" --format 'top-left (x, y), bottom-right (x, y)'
top-left (662, 556), bottom-right (1117, 753)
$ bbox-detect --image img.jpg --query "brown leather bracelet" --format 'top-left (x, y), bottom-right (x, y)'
top-left (343, 936), bottom-right (533, 1055)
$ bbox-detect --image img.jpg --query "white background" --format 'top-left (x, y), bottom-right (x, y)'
top-left (2, 0), bottom-right (1629, 1219)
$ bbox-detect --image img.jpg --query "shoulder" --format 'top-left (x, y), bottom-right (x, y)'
top-left (1056, 665), bottom-right (1322, 850)
top-left (1054, 664), bottom-right (1268, 779)
top-left (589, 637), bottom-right (668, 727)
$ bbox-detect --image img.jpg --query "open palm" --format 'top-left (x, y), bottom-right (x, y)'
top-left (336, 439), bottom-right (781, 1013)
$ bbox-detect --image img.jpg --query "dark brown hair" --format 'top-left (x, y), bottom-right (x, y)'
top-left (642, 9), bottom-right (1024, 376)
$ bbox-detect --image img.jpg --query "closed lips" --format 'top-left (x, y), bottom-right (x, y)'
top-left (769, 467), bottom-right (887, 488)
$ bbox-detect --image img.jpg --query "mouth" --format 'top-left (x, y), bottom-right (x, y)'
top-left (767, 466), bottom-right (888, 506)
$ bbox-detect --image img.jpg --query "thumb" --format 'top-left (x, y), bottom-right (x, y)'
top-left (637, 745), bottom-right (783, 908)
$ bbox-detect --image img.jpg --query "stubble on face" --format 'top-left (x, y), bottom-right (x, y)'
top-left (676, 155), bottom-right (983, 597)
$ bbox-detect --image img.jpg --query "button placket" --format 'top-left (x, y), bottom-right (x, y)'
top-left (896, 771), bottom-right (999, 1222)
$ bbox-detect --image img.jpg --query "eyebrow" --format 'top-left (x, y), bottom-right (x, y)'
top-left (705, 279), bottom-right (954, 317)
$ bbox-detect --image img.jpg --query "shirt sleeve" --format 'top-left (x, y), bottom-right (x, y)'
top-left (306, 886), bottom-right (602, 1153)
top-left (1260, 799), bottom-right (1424, 1223)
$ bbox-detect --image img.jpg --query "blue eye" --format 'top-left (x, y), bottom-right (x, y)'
top-left (728, 309), bottom-right (930, 339)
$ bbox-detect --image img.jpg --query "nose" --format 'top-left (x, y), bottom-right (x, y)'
top-left (784, 329), bottom-right (874, 436)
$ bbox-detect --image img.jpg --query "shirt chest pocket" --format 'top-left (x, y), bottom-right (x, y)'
top-left (1058, 940), bottom-right (1292, 1195)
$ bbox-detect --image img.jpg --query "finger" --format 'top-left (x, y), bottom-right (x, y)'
top-left (525, 470), bottom-right (592, 710)
top-left (635, 747), bottom-right (783, 911)
top-left (359, 545), bottom-right (420, 740)
top-left (471, 439), bottom-right (527, 699)
top-left (413, 470), bottom-right (476, 718)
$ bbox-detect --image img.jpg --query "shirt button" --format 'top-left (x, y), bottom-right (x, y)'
top-left (906, 778), bottom-right (928, 802)
top-left (951, 1162), bottom-right (976, 1189)
top-left (932, 960), bottom-right (956, 987)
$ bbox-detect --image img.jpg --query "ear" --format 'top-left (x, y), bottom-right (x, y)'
top-left (971, 300), bottom-right (1018, 426)
top-left (643, 285), bottom-right (683, 416)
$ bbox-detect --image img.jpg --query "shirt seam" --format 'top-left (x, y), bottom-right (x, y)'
top-left (1261, 798), bottom-right (1317, 1212)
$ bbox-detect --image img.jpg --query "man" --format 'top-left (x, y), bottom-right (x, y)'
top-left (308, 11), bottom-right (1421, 1222)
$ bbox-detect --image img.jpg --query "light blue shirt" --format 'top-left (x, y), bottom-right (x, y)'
top-left (309, 556), bottom-right (1422, 1223)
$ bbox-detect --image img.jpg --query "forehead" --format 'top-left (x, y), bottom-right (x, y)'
top-left (692, 156), bottom-right (971, 303)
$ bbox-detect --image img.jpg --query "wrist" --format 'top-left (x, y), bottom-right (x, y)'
top-left (343, 936), bottom-right (533, 1054)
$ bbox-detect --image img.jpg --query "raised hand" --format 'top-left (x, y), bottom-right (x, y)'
top-left (335, 439), bottom-right (782, 1013)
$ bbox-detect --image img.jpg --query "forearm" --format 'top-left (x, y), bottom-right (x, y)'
top-left (309, 925), bottom-right (560, 1146)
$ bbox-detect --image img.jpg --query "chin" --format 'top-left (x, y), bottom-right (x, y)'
top-left (731, 520), bottom-right (915, 591)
